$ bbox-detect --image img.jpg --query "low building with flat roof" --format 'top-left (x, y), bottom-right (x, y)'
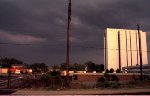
top-left (122, 64), bottom-right (150, 76)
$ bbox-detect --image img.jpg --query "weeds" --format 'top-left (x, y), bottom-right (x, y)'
top-left (96, 74), bottom-right (120, 88)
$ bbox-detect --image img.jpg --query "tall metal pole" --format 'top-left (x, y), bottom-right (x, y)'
top-left (118, 31), bottom-right (121, 71)
top-left (130, 31), bottom-right (133, 66)
top-left (66, 0), bottom-right (71, 86)
top-left (104, 31), bottom-right (107, 70)
top-left (125, 31), bottom-right (128, 67)
top-left (137, 24), bottom-right (143, 80)
top-left (136, 32), bottom-right (139, 65)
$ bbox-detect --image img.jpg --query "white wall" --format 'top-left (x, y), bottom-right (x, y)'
top-left (104, 28), bottom-right (148, 70)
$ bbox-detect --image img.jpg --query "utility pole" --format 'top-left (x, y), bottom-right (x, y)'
top-left (137, 24), bottom-right (143, 80)
top-left (66, 0), bottom-right (71, 86)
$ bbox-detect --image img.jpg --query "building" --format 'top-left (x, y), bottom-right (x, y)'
top-left (104, 28), bottom-right (148, 71)
top-left (122, 64), bottom-right (150, 75)
top-left (70, 73), bottom-right (141, 88)
top-left (0, 64), bottom-right (32, 74)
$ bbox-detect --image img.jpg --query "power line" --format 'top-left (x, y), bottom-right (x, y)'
top-left (0, 42), bottom-right (149, 52)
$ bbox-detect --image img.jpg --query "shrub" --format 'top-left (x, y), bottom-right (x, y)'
top-left (111, 82), bottom-right (120, 88)
top-left (116, 69), bottom-right (121, 73)
top-left (111, 74), bottom-right (119, 82)
top-left (96, 82), bottom-right (111, 88)
top-left (96, 73), bottom-right (120, 88)
top-left (105, 69), bottom-right (110, 73)
top-left (110, 68), bottom-right (114, 73)
top-left (47, 71), bottom-right (60, 76)
top-left (104, 73), bottom-right (111, 81)
top-left (97, 76), bottom-right (105, 83)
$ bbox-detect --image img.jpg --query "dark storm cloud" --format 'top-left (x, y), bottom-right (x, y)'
top-left (0, 0), bottom-right (150, 65)
top-left (73, 0), bottom-right (150, 30)
top-left (0, 0), bottom-right (66, 35)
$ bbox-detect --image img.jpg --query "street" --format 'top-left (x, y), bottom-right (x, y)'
top-left (11, 88), bottom-right (150, 95)
top-left (0, 74), bottom-right (24, 89)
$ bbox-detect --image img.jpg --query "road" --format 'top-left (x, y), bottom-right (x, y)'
top-left (0, 75), bottom-right (23, 89)
top-left (11, 88), bottom-right (150, 95)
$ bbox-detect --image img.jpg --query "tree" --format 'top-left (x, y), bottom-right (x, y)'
top-left (60, 63), bottom-right (85, 71)
top-left (69, 64), bottom-right (74, 71)
top-left (73, 63), bottom-right (85, 72)
top-left (111, 74), bottom-right (119, 82)
top-left (105, 69), bottom-right (110, 73)
top-left (30, 63), bottom-right (48, 73)
top-left (60, 63), bottom-right (66, 71)
top-left (60, 63), bottom-right (74, 71)
top-left (95, 64), bottom-right (104, 73)
top-left (0, 58), bottom-right (23, 68)
top-left (116, 69), bottom-right (121, 73)
top-left (51, 64), bottom-right (60, 70)
top-left (110, 68), bottom-right (114, 73)
top-left (85, 61), bottom-right (96, 72)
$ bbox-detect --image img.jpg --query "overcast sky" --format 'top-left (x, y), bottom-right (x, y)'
top-left (0, 0), bottom-right (150, 66)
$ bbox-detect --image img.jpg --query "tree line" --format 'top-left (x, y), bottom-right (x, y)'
top-left (53, 61), bottom-right (104, 73)
top-left (0, 58), bottom-right (104, 73)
